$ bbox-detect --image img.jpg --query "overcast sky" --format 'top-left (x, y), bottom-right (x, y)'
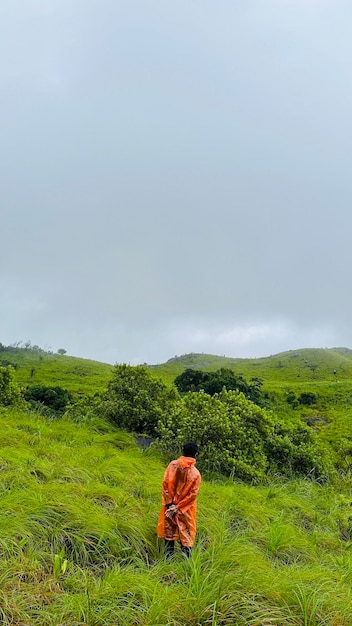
top-left (1, 0), bottom-right (352, 364)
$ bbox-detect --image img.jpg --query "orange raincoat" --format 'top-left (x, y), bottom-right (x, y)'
top-left (157, 456), bottom-right (201, 547)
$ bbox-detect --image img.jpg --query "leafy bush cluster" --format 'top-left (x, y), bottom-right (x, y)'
top-left (265, 421), bottom-right (329, 479)
top-left (158, 390), bottom-right (273, 481)
top-left (287, 391), bottom-right (318, 407)
top-left (96, 365), bottom-right (329, 482)
top-left (24, 385), bottom-right (73, 414)
top-left (158, 389), bottom-right (329, 481)
top-left (1, 361), bottom-right (329, 482)
top-left (97, 364), bottom-right (178, 435)
top-left (174, 367), bottom-right (266, 405)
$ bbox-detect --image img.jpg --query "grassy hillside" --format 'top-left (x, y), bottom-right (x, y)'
top-left (149, 349), bottom-right (352, 452)
top-left (4, 345), bottom-right (352, 392)
top-left (4, 345), bottom-right (352, 443)
top-left (1, 405), bottom-right (352, 625)
top-left (151, 347), bottom-right (352, 387)
top-left (0, 346), bottom-right (113, 394)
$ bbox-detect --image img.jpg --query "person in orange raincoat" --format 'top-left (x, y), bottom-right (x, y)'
top-left (157, 442), bottom-right (201, 558)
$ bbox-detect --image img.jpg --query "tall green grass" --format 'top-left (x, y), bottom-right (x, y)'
top-left (0, 406), bottom-right (351, 624)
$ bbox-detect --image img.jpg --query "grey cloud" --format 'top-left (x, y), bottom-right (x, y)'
top-left (1, 0), bottom-right (352, 363)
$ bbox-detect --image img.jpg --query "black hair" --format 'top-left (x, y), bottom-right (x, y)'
top-left (183, 442), bottom-right (199, 458)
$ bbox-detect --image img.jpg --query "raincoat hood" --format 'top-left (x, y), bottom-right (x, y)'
top-left (177, 456), bottom-right (197, 468)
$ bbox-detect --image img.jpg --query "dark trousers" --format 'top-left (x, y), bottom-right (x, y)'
top-left (165, 539), bottom-right (191, 559)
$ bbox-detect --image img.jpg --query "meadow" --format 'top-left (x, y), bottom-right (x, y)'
top-left (1, 407), bottom-right (352, 625)
top-left (1, 345), bottom-right (352, 624)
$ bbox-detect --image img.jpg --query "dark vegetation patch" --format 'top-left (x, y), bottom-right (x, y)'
top-left (24, 385), bottom-right (73, 414)
top-left (174, 367), bottom-right (267, 406)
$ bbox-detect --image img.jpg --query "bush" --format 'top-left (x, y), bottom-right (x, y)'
top-left (64, 394), bottom-right (101, 423)
top-left (157, 389), bottom-right (275, 482)
top-left (174, 368), bottom-right (209, 393)
top-left (298, 392), bottom-right (317, 406)
top-left (286, 391), bottom-right (297, 404)
top-left (265, 422), bottom-right (330, 480)
top-left (0, 366), bottom-right (25, 407)
top-left (157, 389), bottom-right (330, 482)
top-left (98, 364), bottom-right (178, 435)
top-left (174, 368), bottom-right (266, 405)
top-left (24, 385), bottom-right (73, 413)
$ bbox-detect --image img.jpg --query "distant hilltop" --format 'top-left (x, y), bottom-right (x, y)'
top-left (149, 347), bottom-right (352, 386)
top-left (1, 343), bottom-right (352, 390)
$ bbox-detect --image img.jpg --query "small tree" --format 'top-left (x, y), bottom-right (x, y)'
top-left (174, 368), bottom-right (266, 405)
top-left (174, 368), bottom-right (209, 393)
top-left (99, 364), bottom-right (178, 435)
top-left (57, 348), bottom-right (67, 356)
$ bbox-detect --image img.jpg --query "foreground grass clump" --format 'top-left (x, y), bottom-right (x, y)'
top-left (0, 406), bottom-right (352, 625)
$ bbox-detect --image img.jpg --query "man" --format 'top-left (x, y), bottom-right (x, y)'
top-left (157, 442), bottom-right (201, 558)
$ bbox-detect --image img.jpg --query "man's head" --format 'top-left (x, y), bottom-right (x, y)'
top-left (183, 442), bottom-right (199, 458)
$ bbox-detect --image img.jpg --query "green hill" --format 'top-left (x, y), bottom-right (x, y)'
top-left (151, 347), bottom-right (352, 386)
top-left (3, 345), bottom-right (352, 441)
top-left (3, 344), bottom-right (352, 392)
top-left (0, 345), bottom-right (113, 394)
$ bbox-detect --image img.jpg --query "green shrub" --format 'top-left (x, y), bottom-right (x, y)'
top-left (286, 391), bottom-right (297, 404)
top-left (157, 389), bottom-right (274, 481)
top-left (298, 392), bottom-right (317, 406)
top-left (265, 422), bottom-right (330, 480)
top-left (157, 389), bottom-right (330, 482)
top-left (24, 385), bottom-right (73, 413)
top-left (0, 366), bottom-right (26, 407)
top-left (64, 394), bottom-right (102, 423)
top-left (174, 368), bottom-right (266, 405)
top-left (98, 364), bottom-right (178, 435)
